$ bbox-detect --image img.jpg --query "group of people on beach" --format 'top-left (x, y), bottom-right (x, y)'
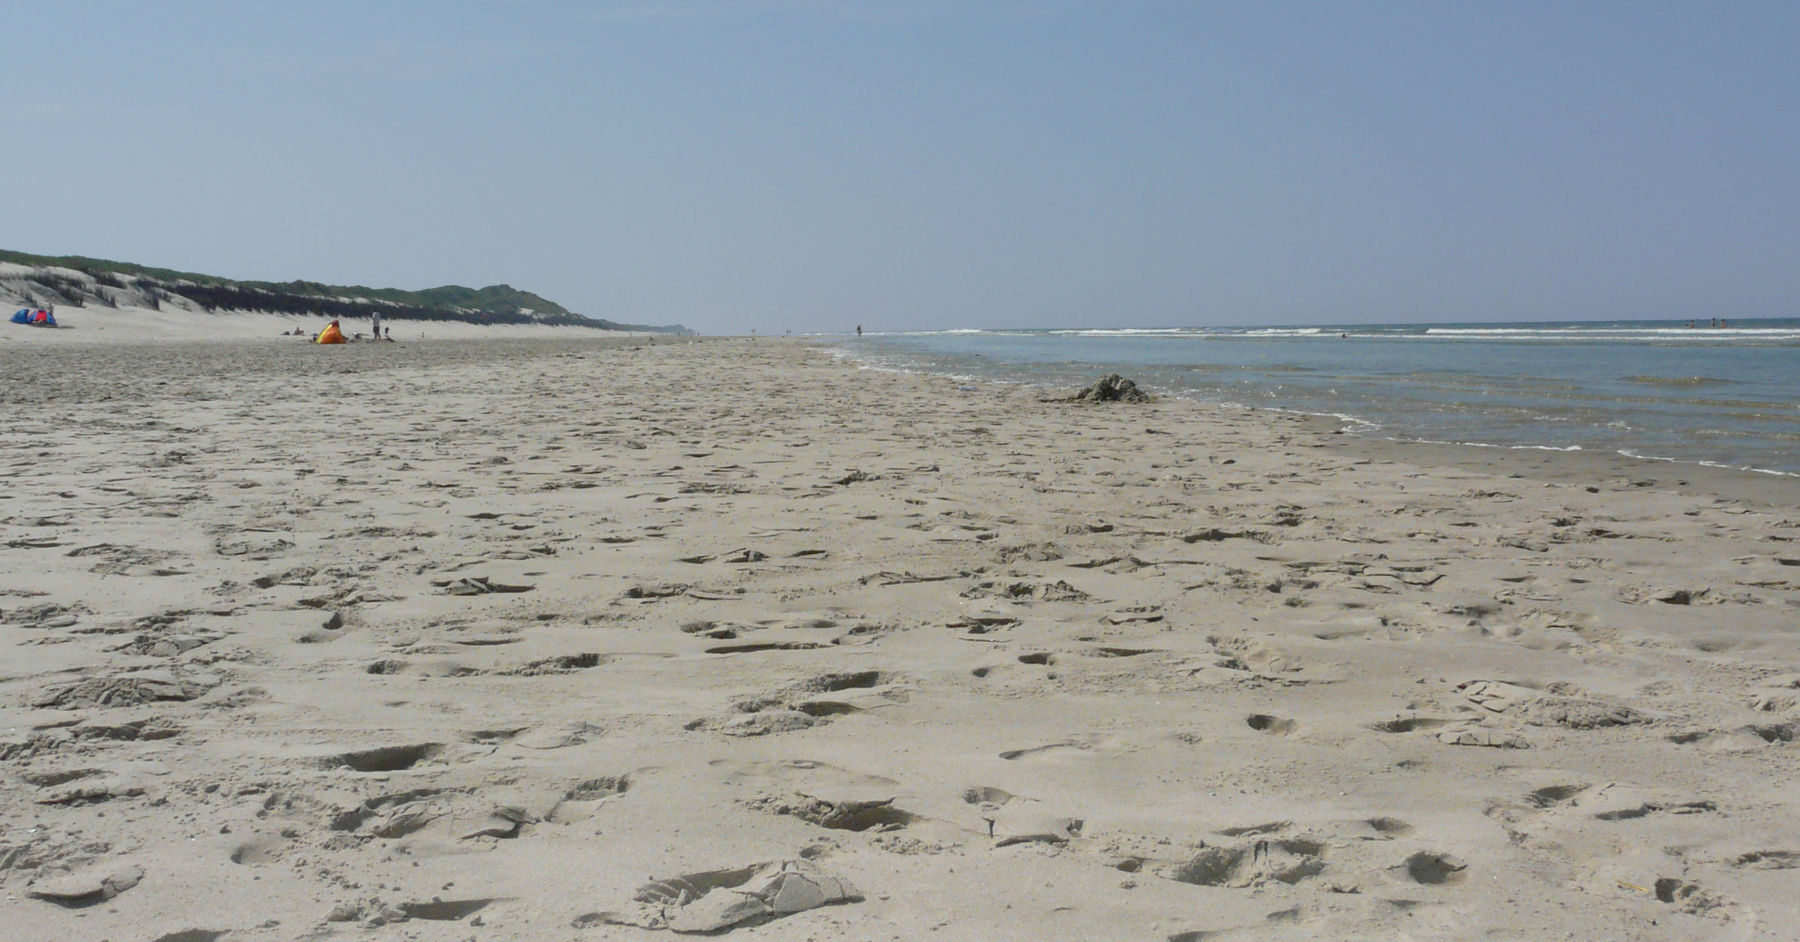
top-left (284, 318), bottom-right (393, 342)
top-left (9, 303), bottom-right (56, 327)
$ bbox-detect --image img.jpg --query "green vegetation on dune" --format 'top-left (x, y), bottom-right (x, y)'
top-left (0, 248), bottom-right (227, 285)
top-left (0, 248), bottom-right (688, 333)
top-left (364, 284), bottom-right (573, 317)
top-left (234, 279), bottom-right (578, 319)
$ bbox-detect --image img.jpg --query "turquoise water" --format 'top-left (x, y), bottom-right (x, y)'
top-left (825, 318), bottom-right (1800, 475)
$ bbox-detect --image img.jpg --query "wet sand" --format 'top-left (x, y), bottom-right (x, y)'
top-left (2, 336), bottom-right (1796, 941)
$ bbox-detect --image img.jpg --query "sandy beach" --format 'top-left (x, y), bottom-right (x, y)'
top-left (0, 296), bottom-right (637, 345)
top-left (2, 334), bottom-right (1797, 941)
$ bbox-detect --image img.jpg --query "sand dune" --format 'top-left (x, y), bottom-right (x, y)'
top-left (1, 336), bottom-right (1795, 941)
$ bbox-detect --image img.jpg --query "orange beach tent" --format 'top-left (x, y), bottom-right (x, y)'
top-left (315, 320), bottom-right (345, 344)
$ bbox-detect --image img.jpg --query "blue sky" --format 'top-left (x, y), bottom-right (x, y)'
top-left (8, 1), bottom-right (1797, 333)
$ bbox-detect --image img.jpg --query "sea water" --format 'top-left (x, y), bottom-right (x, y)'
top-left (824, 318), bottom-right (1800, 476)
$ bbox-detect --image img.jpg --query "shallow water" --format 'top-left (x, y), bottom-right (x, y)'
top-left (825, 318), bottom-right (1800, 475)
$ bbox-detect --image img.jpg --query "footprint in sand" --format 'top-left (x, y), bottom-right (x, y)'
top-left (435, 576), bottom-right (535, 595)
top-left (1160, 838), bottom-right (1327, 887)
top-left (1457, 679), bottom-right (1644, 729)
top-left (1364, 817), bottom-right (1413, 838)
top-left (1667, 721), bottom-right (1796, 751)
top-left (705, 640), bottom-right (826, 654)
top-left (1090, 645), bottom-right (1161, 658)
top-left (682, 620), bottom-right (753, 640)
top-left (449, 631), bottom-right (524, 647)
top-left (688, 671), bottom-right (899, 736)
top-left (998, 740), bottom-right (1091, 761)
top-left (463, 727), bottom-right (530, 744)
top-left (728, 760), bottom-right (922, 833)
top-left (331, 787), bottom-right (533, 841)
top-left (150, 930), bottom-right (231, 942)
top-left (1525, 783), bottom-right (1591, 808)
top-left (959, 787), bottom-right (1081, 846)
top-left (26, 861), bottom-right (145, 907)
top-left (366, 657), bottom-right (481, 677)
top-left (0, 601), bottom-right (88, 629)
top-left (295, 610), bottom-right (349, 643)
top-left (1246, 714), bottom-right (1298, 735)
top-left (67, 543), bottom-right (188, 576)
top-left (505, 653), bottom-right (607, 675)
top-left (228, 832), bottom-right (288, 865)
top-left (596, 859), bottom-right (861, 934)
top-left (549, 774), bottom-right (632, 823)
top-left (624, 582), bottom-right (690, 600)
top-left (1395, 851), bottom-right (1468, 885)
top-left (1728, 850), bottom-right (1800, 870)
top-left (1649, 877), bottom-right (1729, 915)
top-left (948, 613), bottom-right (1019, 634)
top-left (1366, 715), bottom-right (1456, 734)
top-left (510, 725), bottom-right (597, 750)
top-left (34, 774), bottom-right (146, 806)
top-left (754, 792), bottom-right (918, 833)
top-left (961, 579), bottom-right (1092, 602)
top-left (114, 629), bottom-right (222, 657)
top-left (401, 898), bottom-right (504, 921)
top-left (34, 670), bottom-right (214, 709)
top-left (1216, 820), bottom-right (1292, 837)
top-left (321, 743), bottom-right (445, 773)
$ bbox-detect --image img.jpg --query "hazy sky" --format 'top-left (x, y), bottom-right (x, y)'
top-left (9, 1), bottom-right (1798, 334)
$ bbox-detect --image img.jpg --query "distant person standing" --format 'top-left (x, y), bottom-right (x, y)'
top-left (372, 311), bottom-right (383, 341)
top-left (856, 324), bottom-right (862, 337)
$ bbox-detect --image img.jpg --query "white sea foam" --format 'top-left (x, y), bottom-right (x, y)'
top-left (1046, 327), bottom-right (1201, 337)
top-left (1421, 326), bottom-right (1800, 342)
top-left (1238, 327), bottom-right (1324, 336)
top-left (1620, 450), bottom-right (1799, 478)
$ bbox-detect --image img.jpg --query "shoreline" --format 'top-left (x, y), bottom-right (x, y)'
top-left (2, 336), bottom-right (1796, 940)
top-left (822, 341), bottom-right (1800, 504)
top-left (817, 327), bottom-right (1800, 479)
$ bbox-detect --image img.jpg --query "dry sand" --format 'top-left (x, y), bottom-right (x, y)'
top-left (0, 296), bottom-right (640, 344)
top-left (1, 334), bottom-right (1796, 941)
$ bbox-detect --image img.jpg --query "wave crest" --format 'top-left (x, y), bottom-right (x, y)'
top-left (1619, 375), bottom-right (1740, 387)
